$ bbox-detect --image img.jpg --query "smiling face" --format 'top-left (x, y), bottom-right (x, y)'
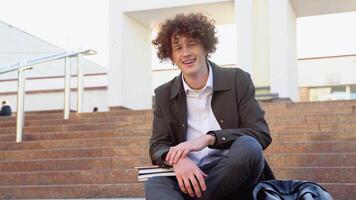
top-left (171, 35), bottom-right (208, 78)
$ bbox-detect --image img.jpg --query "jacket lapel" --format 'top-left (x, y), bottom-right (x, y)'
top-left (170, 74), bottom-right (188, 142)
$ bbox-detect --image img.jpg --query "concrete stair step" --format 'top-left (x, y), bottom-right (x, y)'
top-left (266, 141), bottom-right (356, 153)
top-left (0, 137), bottom-right (149, 151)
top-left (0, 166), bottom-right (353, 194)
top-left (0, 169), bottom-right (140, 186)
top-left (270, 122), bottom-right (356, 132)
top-left (0, 152), bottom-right (354, 174)
top-left (0, 157), bottom-right (151, 172)
top-left (0, 139), bottom-right (354, 153)
top-left (273, 167), bottom-right (356, 183)
top-left (260, 99), bottom-right (356, 108)
top-left (1, 129), bottom-right (355, 143)
top-left (0, 183), bottom-right (144, 199)
top-left (0, 122), bottom-right (152, 135)
top-left (266, 113), bottom-right (356, 125)
top-left (321, 183), bottom-right (356, 200)
top-left (0, 142), bottom-right (354, 168)
top-left (0, 129), bottom-right (151, 142)
top-left (0, 114), bottom-right (153, 128)
top-left (264, 108), bottom-right (356, 117)
top-left (0, 183), bottom-right (353, 199)
top-left (0, 146), bottom-right (148, 161)
top-left (0, 167), bottom-right (354, 188)
top-left (23, 110), bottom-right (151, 120)
top-left (1, 109), bottom-right (152, 121)
top-left (265, 153), bottom-right (356, 167)
top-left (271, 131), bottom-right (356, 142)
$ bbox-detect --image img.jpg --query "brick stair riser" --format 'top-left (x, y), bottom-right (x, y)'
top-left (0, 110), bottom-right (151, 121)
top-left (1, 138), bottom-right (354, 153)
top-left (2, 128), bottom-right (356, 143)
top-left (322, 183), bottom-right (356, 200)
top-left (0, 183), bottom-right (145, 199)
top-left (0, 123), bottom-right (153, 134)
top-left (0, 168), bottom-right (353, 188)
top-left (264, 109), bottom-right (356, 117)
top-left (0, 183), bottom-right (353, 199)
top-left (1, 129), bottom-right (355, 143)
top-left (0, 137), bottom-right (150, 151)
top-left (273, 167), bottom-right (356, 183)
top-left (262, 100), bottom-right (356, 108)
top-left (0, 147), bottom-right (148, 161)
top-left (272, 132), bottom-right (356, 142)
top-left (266, 114), bottom-right (356, 125)
top-left (0, 153), bottom-right (354, 171)
top-left (265, 153), bottom-right (356, 167)
top-left (0, 170), bottom-right (139, 186)
top-left (1, 124), bottom-right (354, 136)
top-left (24, 110), bottom-right (152, 119)
top-left (0, 156), bottom-right (151, 172)
top-left (270, 123), bottom-right (356, 132)
top-left (0, 129), bottom-right (152, 142)
top-left (266, 142), bottom-right (356, 153)
top-left (0, 115), bottom-right (154, 128)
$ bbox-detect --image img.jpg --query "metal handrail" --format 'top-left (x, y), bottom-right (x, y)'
top-left (0, 49), bottom-right (97, 142)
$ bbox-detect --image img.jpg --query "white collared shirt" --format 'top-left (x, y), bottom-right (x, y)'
top-left (182, 64), bottom-right (228, 166)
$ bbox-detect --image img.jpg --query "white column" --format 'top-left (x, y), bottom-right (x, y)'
top-left (108, 4), bottom-right (124, 108)
top-left (235, 0), bottom-right (253, 75)
top-left (108, 3), bottom-right (152, 109)
top-left (268, 0), bottom-right (299, 101)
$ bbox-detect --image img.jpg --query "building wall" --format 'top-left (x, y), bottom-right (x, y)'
top-left (0, 74), bottom-right (109, 112)
top-left (298, 55), bottom-right (356, 87)
top-left (1, 88), bottom-right (108, 112)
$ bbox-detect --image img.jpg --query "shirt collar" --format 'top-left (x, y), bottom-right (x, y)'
top-left (182, 62), bottom-right (213, 94)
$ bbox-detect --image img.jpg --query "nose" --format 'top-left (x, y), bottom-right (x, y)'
top-left (182, 46), bottom-right (192, 57)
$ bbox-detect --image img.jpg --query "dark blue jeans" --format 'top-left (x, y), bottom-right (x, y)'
top-left (145, 136), bottom-right (265, 200)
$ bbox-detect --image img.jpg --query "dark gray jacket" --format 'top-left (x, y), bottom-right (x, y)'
top-left (150, 60), bottom-right (274, 180)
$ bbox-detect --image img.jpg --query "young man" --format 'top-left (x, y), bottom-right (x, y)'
top-left (146, 13), bottom-right (274, 200)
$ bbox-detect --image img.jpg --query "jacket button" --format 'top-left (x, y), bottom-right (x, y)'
top-left (182, 123), bottom-right (185, 127)
top-left (220, 120), bottom-right (224, 123)
top-left (221, 137), bottom-right (226, 141)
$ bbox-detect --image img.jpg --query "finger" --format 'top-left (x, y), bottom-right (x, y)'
top-left (181, 149), bottom-right (190, 158)
top-left (165, 148), bottom-right (172, 162)
top-left (177, 176), bottom-right (187, 194)
top-left (169, 149), bottom-right (178, 165)
top-left (184, 178), bottom-right (195, 197)
top-left (189, 175), bottom-right (202, 197)
top-left (195, 172), bottom-right (206, 192)
top-left (173, 149), bottom-right (183, 164)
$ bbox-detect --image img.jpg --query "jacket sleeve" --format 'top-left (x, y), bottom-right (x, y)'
top-left (149, 90), bottom-right (173, 168)
top-left (208, 70), bottom-right (272, 150)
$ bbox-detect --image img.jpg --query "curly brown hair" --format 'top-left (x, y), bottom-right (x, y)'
top-left (152, 13), bottom-right (218, 62)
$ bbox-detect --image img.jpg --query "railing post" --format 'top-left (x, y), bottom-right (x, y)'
top-left (77, 54), bottom-right (83, 113)
top-left (64, 56), bottom-right (71, 120)
top-left (16, 68), bottom-right (26, 143)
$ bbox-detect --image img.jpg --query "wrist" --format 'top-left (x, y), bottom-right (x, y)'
top-left (206, 132), bottom-right (216, 145)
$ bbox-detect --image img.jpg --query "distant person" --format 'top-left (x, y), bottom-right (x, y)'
top-left (93, 107), bottom-right (98, 112)
top-left (0, 101), bottom-right (12, 116)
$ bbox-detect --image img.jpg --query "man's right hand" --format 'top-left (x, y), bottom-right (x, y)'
top-left (173, 157), bottom-right (207, 198)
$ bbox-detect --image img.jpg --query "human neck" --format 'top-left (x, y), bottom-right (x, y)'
top-left (183, 64), bottom-right (209, 90)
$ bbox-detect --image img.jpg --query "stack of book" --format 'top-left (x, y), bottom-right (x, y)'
top-left (135, 165), bottom-right (175, 182)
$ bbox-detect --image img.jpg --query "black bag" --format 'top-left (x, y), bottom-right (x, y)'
top-left (252, 180), bottom-right (333, 200)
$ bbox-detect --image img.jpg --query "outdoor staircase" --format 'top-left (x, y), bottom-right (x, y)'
top-left (0, 100), bottom-right (355, 199)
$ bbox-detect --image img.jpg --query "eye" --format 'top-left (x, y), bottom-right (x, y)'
top-left (189, 41), bottom-right (196, 46)
top-left (174, 46), bottom-right (182, 51)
